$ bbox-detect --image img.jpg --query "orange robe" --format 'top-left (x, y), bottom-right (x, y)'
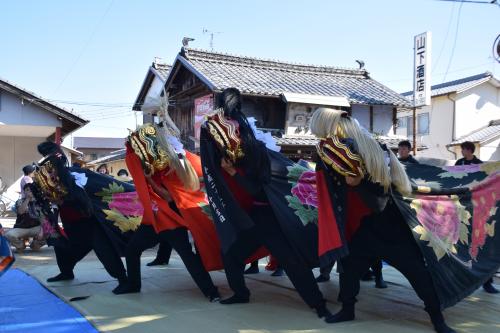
top-left (125, 146), bottom-right (223, 270)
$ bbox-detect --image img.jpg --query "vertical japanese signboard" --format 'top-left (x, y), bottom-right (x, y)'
top-left (194, 94), bottom-right (214, 140)
top-left (413, 31), bottom-right (432, 107)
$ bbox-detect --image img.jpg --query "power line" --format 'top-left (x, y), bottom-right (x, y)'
top-left (52, 0), bottom-right (115, 94)
top-left (442, 1), bottom-right (464, 82)
top-left (384, 61), bottom-right (494, 83)
top-left (435, 0), bottom-right (499, 6)
top-left (49, 99), bottom-right (133, 107)
top-left (433, 2), bottom-right (456, 73)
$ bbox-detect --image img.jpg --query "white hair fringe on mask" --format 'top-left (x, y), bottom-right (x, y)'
top-left (352, 118), bottom-right (390, 167)
top-left (246, 117), bottom-right (281, 152)
top-left (166, 135), bottom-right (186, 155)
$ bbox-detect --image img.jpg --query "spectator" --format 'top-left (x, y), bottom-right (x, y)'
top-left (20, 164), bottom-right (36, 197)
top-left (5, 183), bottom-right (45, 252)
top-left (97, 164), bottom-right (109, 175)
top-left (455, 141), bottom-right (482, 165)
top-left (116, 169), bottom-right (132, 182)
top-left (117, 169), bottom-right (129, 177)
top-left (397, 140), bottom-right (419, 164)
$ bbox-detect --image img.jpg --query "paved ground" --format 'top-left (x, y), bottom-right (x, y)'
top-left (3, 217), bottom-right (500, 333)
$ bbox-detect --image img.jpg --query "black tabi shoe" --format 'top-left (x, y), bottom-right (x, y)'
top-left (315, 275), bottom-right (330, 283)
top-left (47, 272), bottom-right (74, 282)
top-left (271, 268), bottom-right (285, 277)
top-left (146, 258), bottom-right (169, 266)
top-left (219, 294), bottom-right (250, 304)
top-left (324, 304), bottom-right (355, 323)
top-left (244, 265), bottom-right (259, 275)
top-left (375, 275), bottom-right (388, 289)
top-left (360, 270), bottom-right (374, 281)
top-left (112, 283), bottom-right (141, 295)
top-left (315, 303), bottom-right (333, 320)
top-left (483, 281), bottom-right (499, 294)
top-left (429, 312), bottom-right (456, 333)
top-left (208, 290), bottom-right (221, 303)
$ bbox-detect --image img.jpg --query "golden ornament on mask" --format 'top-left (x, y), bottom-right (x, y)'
top-left (33, 161), bottom-right (68, 202)
top-left (129, 125), bottom-right (170, 174)
top-left (206, 110), bottom-right (245, 163)
top-left (317, 136), bottom-right (364, 178)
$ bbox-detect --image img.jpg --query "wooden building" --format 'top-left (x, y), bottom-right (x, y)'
top-left (139, 47), bottom-right (412, 157)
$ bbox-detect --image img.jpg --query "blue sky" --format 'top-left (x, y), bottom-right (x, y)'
top-left (1, 0), bottom-right (498, 142)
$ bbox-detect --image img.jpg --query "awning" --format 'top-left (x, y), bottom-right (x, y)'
top-left (281, 92), bottom-right (350, 107)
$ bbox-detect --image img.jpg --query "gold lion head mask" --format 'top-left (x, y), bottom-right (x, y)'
top-left (205, 109), bottom-right (244, 163)
top-left (128, 124), bottom-right (170, 174)
top-left (33, 160), bottom-right (68, 203)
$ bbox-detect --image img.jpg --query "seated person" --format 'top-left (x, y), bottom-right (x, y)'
top-left (5, 183), bottom-right (45, 252)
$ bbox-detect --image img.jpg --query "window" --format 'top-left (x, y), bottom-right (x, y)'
top-left (397, 117), bottom-right (407, 128)
top-left (417, 113), bottom-right (430, 135)
top-left (406, 113), bottom-right (430, 136)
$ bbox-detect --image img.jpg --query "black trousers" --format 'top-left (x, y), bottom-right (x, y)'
top-left (338, 201), bottom-right (441, 314)
top-left (55, 218), bottom-right (127, 281)
top-left (125, 224), bottom-right (217, 297)
top-left (319, 259), bottom-right (383, 278)
top-left (155, 241), bottom-right (173, 263)
top-left (222, 205), bottom-right (325, 309)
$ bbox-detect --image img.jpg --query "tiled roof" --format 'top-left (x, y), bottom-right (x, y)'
top-left (275, 136), bottom-right (318, 146)
top-left (449, 120), bottom-right (500, 145)
top-left (402, 72), bottom-right (498, 100)
top-left (73, 137), bottom-right (125, 149)
top-left (176, 48), bottom-right (411, 107)
top-left (153, 63), bottom-right (171, 81)
top-left (133, 61), bottom-right (172, 111)
top-left (274, 135), bottom-right (425, 150)
top-left (87, 149), bottom-right (126, 165)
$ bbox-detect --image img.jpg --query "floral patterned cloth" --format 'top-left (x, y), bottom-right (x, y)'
top-left (394, 161), bottom-right (500, 308)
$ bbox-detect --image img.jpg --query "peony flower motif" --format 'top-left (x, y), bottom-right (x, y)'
top-left (411, 194), bottom-right (471, 260)
top-left (108, 192), bottom-right (144, 216)
top-left (413, 196), bottom-right (461, 242)
top-left (469, 173), bottom-right (500, 260)
top-left (291, 171), bottom-right (318, 207)
top-left (41, 218), bottom-right (57, 237)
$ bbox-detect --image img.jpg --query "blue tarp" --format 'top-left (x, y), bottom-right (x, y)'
top-left (0, 269), bottom-right (98, 333)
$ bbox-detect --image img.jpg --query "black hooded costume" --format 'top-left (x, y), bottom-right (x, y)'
top-left (35, 142), bottom-right (133, 291)
top-left (200, 88), bottom-right (332, 320)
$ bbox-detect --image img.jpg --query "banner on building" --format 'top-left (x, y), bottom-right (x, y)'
top-left (194, 95), bottom-right (214, 140)
top-left (413, 31), bottom-right (432, 107)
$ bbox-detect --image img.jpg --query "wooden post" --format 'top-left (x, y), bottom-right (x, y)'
top-left (412, 108), bottom-right (417, 155)
top-left (55, 127), bottom-right (62, 145)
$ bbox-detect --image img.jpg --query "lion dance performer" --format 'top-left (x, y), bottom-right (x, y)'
top-left (35, 142), bottom-right (133, 293)
top-left (119, 106), bottom-right (220, 301)
top-left (200, 88), bottom-right (333, 321)
top-left (310, 107), bottom-right (462, 332)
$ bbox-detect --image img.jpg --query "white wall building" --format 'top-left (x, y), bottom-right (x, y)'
top-left (0, 78), bottom-right (87, 188)
top-left (397, 72), bottom-right (500, 161)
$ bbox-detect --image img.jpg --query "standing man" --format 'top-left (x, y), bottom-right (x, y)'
top-left (455, 141), bottom-right (498, 294)
top-left (455, 141), bottom-right (482, 166)
top-left (398, 140), bottom-right (419, 164)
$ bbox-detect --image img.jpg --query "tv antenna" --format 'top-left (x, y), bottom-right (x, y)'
top-left (203, 29), bottom-right (222, 51)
